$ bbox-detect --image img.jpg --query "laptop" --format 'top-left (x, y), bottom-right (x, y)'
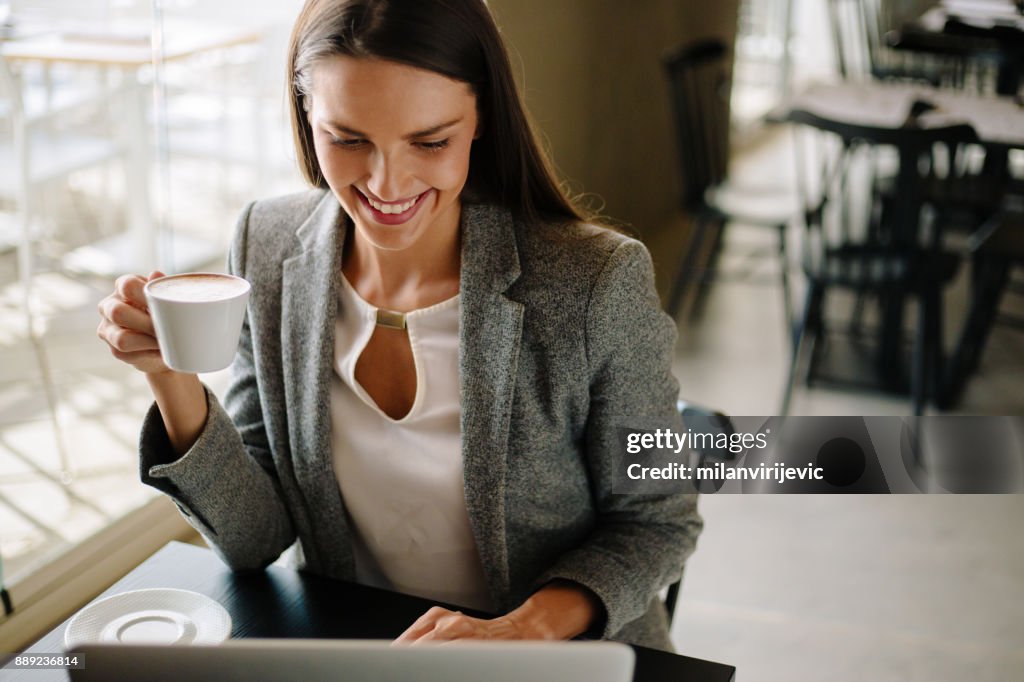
top-left (68, 639), bottom-right (635, 682)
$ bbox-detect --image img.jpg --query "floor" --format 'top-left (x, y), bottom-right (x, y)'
top-left (672, 495), bottom-right (1024, 681)
top-left (1, 127), bottom-right (1022, 680)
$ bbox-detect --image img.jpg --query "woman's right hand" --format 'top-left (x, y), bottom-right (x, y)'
top-left (97, 271), bottom-right (169, 374)
top-left (99, 271), bottom-right (208, 456)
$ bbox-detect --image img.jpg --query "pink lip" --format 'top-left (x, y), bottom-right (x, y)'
top-left (355, 188), bottom-right (431, 226)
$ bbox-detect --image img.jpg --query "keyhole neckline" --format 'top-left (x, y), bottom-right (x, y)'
top-left (339, 273), bottom-right (460, 324)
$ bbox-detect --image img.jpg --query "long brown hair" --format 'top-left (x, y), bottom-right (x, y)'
top-left (287, 0), bottom-right (586, 226)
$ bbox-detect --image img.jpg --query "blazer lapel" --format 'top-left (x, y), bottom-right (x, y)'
top-left (280, 193), bottom-right (355, 578)
top-left (459, 203), bottom-right (524, 609)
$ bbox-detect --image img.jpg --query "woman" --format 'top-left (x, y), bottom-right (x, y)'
top-left (96, 0), bottom-right (701, 650)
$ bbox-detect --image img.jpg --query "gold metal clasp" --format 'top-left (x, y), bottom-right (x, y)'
top-left (375, 308), bottom-right (407, 330)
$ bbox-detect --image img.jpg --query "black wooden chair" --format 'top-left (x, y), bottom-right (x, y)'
top-left (661, 39), bottom-right (799, 326)
top-left (780, 108), bottom-right (978, 415)
top-left (663, 399), bottom-right (735, 625)
top-left (829, 0), bottom-right (1002, 244)
top-left (826, 0), bottom-right (979, 255)
top-left (944, 209), bottom-right (1024, 406)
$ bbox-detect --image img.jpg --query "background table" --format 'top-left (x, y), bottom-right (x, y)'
top-left (777, 81), bottom-right (1024, 150)
top-left (6, 542), bottom-right (736, 682)
top-left (890, 0), bottom-right (1024, 95)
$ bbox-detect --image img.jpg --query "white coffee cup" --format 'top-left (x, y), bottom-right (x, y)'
top-left (144, 272), bottom-right (251, 374)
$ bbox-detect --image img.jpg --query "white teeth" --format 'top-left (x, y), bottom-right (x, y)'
top-left (367, 194), bottom-right (419, 214)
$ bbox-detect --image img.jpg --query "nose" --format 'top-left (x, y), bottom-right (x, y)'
top-left (365, 149), bottom-right (414, 202)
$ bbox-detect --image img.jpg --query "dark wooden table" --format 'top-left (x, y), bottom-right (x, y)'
top-left (5, 542), bottom-right (736, 681)
top-left (888, 2), bottom-right (1024, 95)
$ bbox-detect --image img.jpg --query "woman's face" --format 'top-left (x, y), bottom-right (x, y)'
top-left (307, 56), bottom-right (479, 253)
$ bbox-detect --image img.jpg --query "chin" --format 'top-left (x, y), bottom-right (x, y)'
top-left (349, 209), bottom-right (433, 252)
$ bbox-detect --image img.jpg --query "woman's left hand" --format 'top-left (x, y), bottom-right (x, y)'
top-left (393, 581), bottom-right (601, 644)
top-left (393, 607), bottom-right (534, 643)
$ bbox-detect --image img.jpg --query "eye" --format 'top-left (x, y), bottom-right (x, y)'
top-left (416, 139), bottom-right (450, 152)
top-left (328, 135), bottom-right (367, 149)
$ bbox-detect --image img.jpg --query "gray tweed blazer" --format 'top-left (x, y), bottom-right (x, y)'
top-left (138, 189), bottom-right (702, 650)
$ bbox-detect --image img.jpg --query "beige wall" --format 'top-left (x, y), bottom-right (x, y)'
top-left (488, 1), bottom-right (740, 295)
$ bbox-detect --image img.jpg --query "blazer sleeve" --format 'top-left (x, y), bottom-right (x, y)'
top-left (138, 202), bottom-right (297, 570)
top-left (535, 238), bottom-right (703, 638)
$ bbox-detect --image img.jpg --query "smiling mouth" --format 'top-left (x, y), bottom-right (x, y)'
top-left (356, 189), bottom-right (430, 221)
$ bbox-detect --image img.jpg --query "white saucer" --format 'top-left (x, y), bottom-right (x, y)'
top-left (65, 588), bottom-right (232, 649)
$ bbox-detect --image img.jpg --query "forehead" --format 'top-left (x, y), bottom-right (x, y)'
top-left (308, 56), bottom-right (476, 129)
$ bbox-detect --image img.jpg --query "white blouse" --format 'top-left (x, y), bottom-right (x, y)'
top-left (328, 274), bottom-right (493, 612)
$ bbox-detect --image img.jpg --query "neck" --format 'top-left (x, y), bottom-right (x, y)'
top-left (343, 204), bottom-right (462, 312)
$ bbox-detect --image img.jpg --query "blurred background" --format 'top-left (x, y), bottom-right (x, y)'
top-left (1, 1), bottom-right (1022, 680)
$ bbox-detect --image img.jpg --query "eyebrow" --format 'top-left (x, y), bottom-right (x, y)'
top-left (323, 117), bottom-right (463, 140)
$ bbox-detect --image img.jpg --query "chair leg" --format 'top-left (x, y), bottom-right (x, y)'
top-left (667, 214), bottom-right (712, 318)
top-left (691, 218), bottom-right (728, 318)
top-left (781, 283), bottom-right (822, 415)
top-left (929, 286), bottom-right (946, 410)
top-left (776, 222), bottom-right (793, 340)
top-left (849, 292), bottom-right (868, 338)
top-left (945, 256), bottom-right (1011, 406)
top-left (966, 263), bottom-right (1010, 377)
top-left (911, 289), bottom-right (937, 416)
top-left (878, 289), bottom-right (907, 393)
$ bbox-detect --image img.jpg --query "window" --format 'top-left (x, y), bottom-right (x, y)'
top-left (0, 0), bottom-right (304, 610)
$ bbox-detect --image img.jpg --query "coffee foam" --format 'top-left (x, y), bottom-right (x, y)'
top-left (148, 274), bottom-right (249, 302)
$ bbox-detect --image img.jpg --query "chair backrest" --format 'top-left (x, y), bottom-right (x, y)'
top-left (662, 39), bottom-right (731, 211)
top-left (787, 107), bottom-right (979, 151)
top-left (790, 108), bottom-right (979, 271)
top-left (663, 399), bottom-right (734, 625)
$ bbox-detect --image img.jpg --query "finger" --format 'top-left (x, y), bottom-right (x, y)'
top-left (115, 274), bottom-right (150, 310)
top-left (109, 347), bottom-right (163, 366)
top-left (412, 615), bottom-right (473, 644)
top-left (147, 270), bottom-right (166, 281)
top-left (394, 617), bottom-right (441, 644)
top-left (100, 297), bottom-right (155, 335)
top-left (394, 621), bottom-right (436, 645)
top-left (104, 325), bottom-right (161, 353)
top-left (393, 607), bottom-right (454, 645)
